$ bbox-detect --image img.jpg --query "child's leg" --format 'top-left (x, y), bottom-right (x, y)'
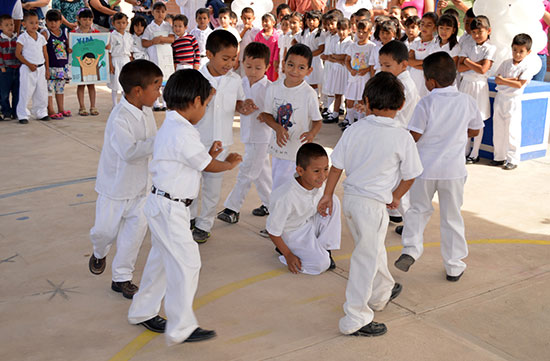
top-left (30, 68), bottom-right (49, 118)
top-left (16, 65), bottom-right (33, 120)
top-left (11, 68), bottom-right (20, 117)
top-left (345, 99), bottom-right (355, 123)
top-left (271, 157), bottom-right (296, 191)
top-left (112, 90), bottom-right (118, 106)
top-left (492, 96), bottom-right (510, 162)
top-left (331, 94), bottom-right (342, 118)
top-left (55, 92), bottom-right (65, 113)
top-left (253, 145), bottom-right (273, 208)
top-left (88, 84), bottom-right (96, 109)
top-left (77, 84), bottom-right (86, 109)
top-left (436, 179), bottom-right (468, 277)
top-left (507, 98), bottom-right (522, 165)
top-left (0, 69), bottom-right (12, 116)
top-left (90, 195), bottom-right (126, 260)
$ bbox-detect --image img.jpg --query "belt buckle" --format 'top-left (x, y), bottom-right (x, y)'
top-left (157, 189), bottom-right (166, 197)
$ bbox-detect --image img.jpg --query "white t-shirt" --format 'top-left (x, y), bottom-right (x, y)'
top-left (110, 31), bottom-right (133, 58)
top-left (409, 37), bottom-right (436, 61)
top-left (240, 75), bottom-right (272, 144)
top-left (189, 26), bottom-right (213, 56)
top-left (395, 70), bottom-right (420, 128)
top-left (331, 114), bottom-right (423, 203)
top-left (237, 24), bottom-right (261, 61)
top-left (132, 34), bottom-right (148, 60)
top-left (430, 40), bottom-right (460, 59)
top-left (213, 27), bottom-right (241, 42)
top-left (149, 110), bottom-right (212, 200)
top-left (17, 31), bottom-right (46, 64)
top-left (346, 40), bottom-right (375, 82)
top-left (336, 0), bottom-right (373, 20)
top-left (495, 56), bottom-right (540, 96)
top-left (266, 176), bottom-right (325, 236)
top-left (408, 85), bottom-right (484, 180)
top-left (264, 80), bottom-right (322, 161)
top-left (142, 21), bottom-right (174, 64)
top-left (459, 40), bottom-right (496, 77)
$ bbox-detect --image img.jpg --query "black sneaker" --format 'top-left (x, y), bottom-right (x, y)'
top-left (323, 114), bottom-right (339, 124)
top-left (89, 254), bottom-right (106, 275)
top-left (259, 229), bottom-right (270, 238)
top-left (504, 163), bottom-right (517, 170)
top-left (39, 115), bottom-right (50, 121)
top-left (153, 106), bottom-right (162, 112)
top-left (192, 227), bottom-right (211, 243)
top-left (19, 119), bottom-right (28, 124)
top-left (389, 216), bottom-right (403, 223)
top-left (190, 218), bottom-right (195, 230)
top-left (351, 321), bottom-right (387, 337)
top-left (217, 208), bottom-right (239, 224)
top-left (339, 108), bottom-right (345, 115)
top-left (390, 282), bottom-right (402, 301)
top-left (252, 205), bottom-right (269, 216)
top-left (394, 254), bottom-right (415, 272)
top-left (338, 119), bottom-right (349, 128)
top-left (466, 156), bottom-right (479, 164)
top-left (489, 160), bottom-right (506, 166)
top-left (139, 315), bottom-right (166, 333)
top-left (446, 271), bottom-right (464, 282)
top-left (328, 250), bottom-right (336, 270)
top-left (395, 225), bottom-right (403, 235)
top-left (183, 327), bottom-right (217, 342)
top-left (111, 281), bottom-right (139, 299)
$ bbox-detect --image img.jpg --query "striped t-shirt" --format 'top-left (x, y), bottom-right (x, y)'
top-left (172, 33), bottom-right (200, 67)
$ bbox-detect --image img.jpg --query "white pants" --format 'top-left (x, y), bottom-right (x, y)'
top-left (128, 194), bottom-right (201, 346)
top-left (90, 195), bottom-right (148, 282)
top-left (190, 148), bottom-right (228, 232)
top-left (339, 194), bottom-right (395, 335)
top-left (279, 196), bottom-right (341, 275)
top-left (17, 64), bottom-right (48, 120)
top-left (176, 63), bottom-right (194, 70)
top-left (460, 74), bottom-right (490, 159)
top-left (271, 157), bottom-right (296, 192)
top-left (401, 178), bottom-right (468, 277)
top-left (224, 143), bottom-right (272, 212)
top-left (493, 94), bottom-right (522, 164)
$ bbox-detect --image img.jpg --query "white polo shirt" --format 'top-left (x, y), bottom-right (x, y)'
top-left (189, 27), bottom-right (213, 57)
top-left (408, 85), bottom-right (484, 180)
top-left (459, 40), bottom-right (496, 77)
top-left (430, 41), bottom-right (460, 59)
top-left (266, 176), bottom-right (325, 237)
top-left (331, 115), bottom-right (423, 204)
top-left (110, 31), bottom-right (133, 58)
top-left (240, 75), bottom-right (272, 144)
top-left (495, 56), bottom-right (540, 96)
top-left (196, 65), bottom-right (245, 147)
top-left (395, 70), bottom-right (420, 129)
top-left (149, 111), bottom-right (212, 200)
top-left (17, 31), bottom-right (46, 65)
top-left (142, 20), bottom-right (174, 64)
top-left (237, 25), bottom-right (261, 62)
top-left (95, 97), bottom-right (157, 200)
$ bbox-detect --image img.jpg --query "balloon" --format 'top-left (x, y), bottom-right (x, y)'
top-left (231, 0), bottom-right (273, 28)
top-left (473, 0), bottom-right (546, 74)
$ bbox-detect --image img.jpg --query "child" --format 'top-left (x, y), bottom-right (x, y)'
top-left (396, 52), bottom-right (483, 281)
top-left (402, 15), bottom-right (420, 49)
top-left (88, 59), bottom-right (163, 299)
top-left (432, 14), bottom-right (459, 63)
top-left (318, 72), bottom-right (423, 337)
top-left (285, 12), bottom-right (302, 60)
top-left (190, 30), bottom-right (252, 243)
top-left (0, 14), bottom-right (20, 121)
top-left (343, 19), bottom-right (374, 129)
top-left (390, 6), bottom-right (402, 20)
top-left (408, 12), bottom-right (438, 97)
top-left (130, 16), bottom-right (148, 61)
top-left (492, 34), bottom-right (540, 170)
top-left (458, 15), bottom-right (496, 163)
top-left (237, 7), bottom-right (260, 76)
top-left (267, 143), bottom-right (341, 275)
top-left (15, 11), bottom-right (49, 124)
top-left (216, 7), bottom-right (241, 42)
top-left (258, 43), bottom-right (323, 191)
top-left (276, 3), bottom-right (291, 32)
top-left (172, 14), bottom-right (200, 70)
top-left (458, 7), bottom-right (475, 51)
top-left (254, 13), bottom-right (279, 81)
top-left (189, 8), bottom-right (213, 68)
top-left (369, 19), bottom-right (397, 75)
top-left (73, 8), bottom-right (100, 117)
top-left (218, 42), bottom-right (273, 223)
top-left (164, 14), bottom-right (174, 26)
top-left (401, 5), bottom-right (419, 22)
top-left (230, 10), bottom-right (238, 28)
top-left (142, 1), bottom-right (175, 111)
top-left (127, 69), bottom-right (242, 344)
top-left (109, 12), bottom-right (133, 107)
top-left (295, 11), bottom-right (324, 90)
top-left (320, 13), bottom-right (339, 119)
top-left (277, 14), bottom-right (291, 74)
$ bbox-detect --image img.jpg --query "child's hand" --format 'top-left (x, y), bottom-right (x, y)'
top-left (358, 68), bottom-right (369, 76)
top-left (45, 68), bottom-right (50, 79)
top-left (275, 126), bottom-right (290, 147)
top-left (317, 194), bottom-right (333, 217)
top-left (284, 251), bottom-right (302, 274)
top-left (438, 0), bottom-right (448, 10)
top-left (68, 22), bottom-right (77, 30)
top-left (152, 37), bottom-right (161, 44)
top-left (208, 140), bottom-right (223, 158)
top-left (299, 131), bottom-right (314, 143)
top-left (238, 99), bottom-right (257, 115)
top-left (28, 63), bottom-right (37, 72)
top-left (1, 68), bottom-right (6, 73)
top-left (354, 102), bottom-right (366, 114)
top-left (387, 195), bottom-right (400, 210)
top-left (320, 54), bottom-right (327, 61)
top-left (193, 64), bottom-right (200, 70)
top-left (495, 75), bottom-right (504, 84)
top-left (225, 152), bottom-right (243, 168)
top-left (349, 69), bottom-right (357, 76)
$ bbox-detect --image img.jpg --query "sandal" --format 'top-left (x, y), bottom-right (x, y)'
top-left (90, 107), bottom-right (99, 116)
top-left (49, 113), bottom-right (64, 119)
top-left (79, 108), bottom-right (89, 116)
top-left (62, 110), bottom-right (72, 117)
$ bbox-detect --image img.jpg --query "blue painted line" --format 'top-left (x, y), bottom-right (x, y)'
top-left (0, 210), bottom-right (30, 217)
top-left (16, 216), bottom-right (29, 221)
top-left (0, 177), bottom-right (96, 199)
top-left (69, 200), bottom-right (96, 207)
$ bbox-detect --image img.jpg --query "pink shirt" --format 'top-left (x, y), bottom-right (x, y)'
top-left (539, 0), bottom-right (550, 55)
top-left (401, 0), bottom-right (425, 17)
top-left (254, 30), bottom-right (280, 81)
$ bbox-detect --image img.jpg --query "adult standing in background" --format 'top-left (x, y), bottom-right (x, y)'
top-left (175, 0), bottom-right (204, 30)
top-left (388, 0), bottom-right (434, 17)
top-left (436, 0), bottom-right (473, 36)
top-left (21, 0), bottom-right (51, 27)
top-left (125, 0), bottom-right (153, 24)
top-left (533, 0), bottom-right (550, 81)
top-left (89, 0), bottom-right (118, 30)
top-left (0, 0), bottom-right (23, 33)
top-left (288, 0), bottom-right (327, 14)
top-left (52, 0), bottom-right (89, 31)
top-left (336, 0), bottom-right (373, 20)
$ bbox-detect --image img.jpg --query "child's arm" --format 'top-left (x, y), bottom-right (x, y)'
top-left (358, 65), bottom-right (372, 76)
top-left (43, 44), bottom-right (50, 79)
top-left (203, 141), bottom-right (243, 172)
top-left (142, 38), bottom-right (154, 48)
top-left (311, 44), bottom-right (324, 57)
top-left (0, 41), bottom-right (6, 72)
top-left (463, 58), bottom-right (492, 74)
top-left (467, 128), bottom-right (480, 138)
top-left (387, 178), bottom-right (415, 209)
top-left (268, 233), bottom-right (302, 274)
top-left (153, 34), bottom-right (175, 45)
top-left (495, 75), bottom-right (526, 89)
top-left (15, 43), bottom-right (37, 71)
top-left (345, 55), bottom-right (357, 76)
top-left (408, 49), bottom-right (423, 69)
top-left (236, 99), bottom-right (258, 115)
top-left (409, 130), bottom-right (422, 142)
top-left (457, 56), bottom-right (469, 72)
top-left (317, 166), bottom-right (343, 217)
top-left (299, 120), bottom-right (321, 144)
top-left (258, 112), bottom-right (289, 147)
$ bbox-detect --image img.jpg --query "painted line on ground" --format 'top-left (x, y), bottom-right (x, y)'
top-left (110, 239), bottom-right (549, 361)
top-left (0, 210), bottom-right (29, 217)
top-left (0, 177), bottom-right (96, 199)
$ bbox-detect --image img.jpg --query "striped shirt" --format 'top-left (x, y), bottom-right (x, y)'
top-left (0, 32), bottom-right (20, 69)
top-left (172, 33), bottom-right (200, 67)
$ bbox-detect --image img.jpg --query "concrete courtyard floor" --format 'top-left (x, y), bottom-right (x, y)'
top-left (1, 84), bottom-right (549, 361)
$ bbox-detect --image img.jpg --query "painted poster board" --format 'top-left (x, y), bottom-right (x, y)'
top-left (69, 32), bottom-right (110, 84)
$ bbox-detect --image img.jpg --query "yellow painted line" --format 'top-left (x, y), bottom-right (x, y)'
top-left (295, 293), bottom-right (334, 305)
top-left (226, 329), bottom-right (273, 344)
top-left (110, 238), bottom-right (549, 361)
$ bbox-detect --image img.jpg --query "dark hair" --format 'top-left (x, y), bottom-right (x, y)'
top-left (164, 69), bottom-right (212, 110)
top-left (389, 16), bottom-right (401, 35)
top-left (165, 14), bottom-right (174, 21)
top-left (218, 7), bottom-right (231, 17)
top-left (112, 12), bottom-right (128, 23)
top-left (23, 10), bottom-right (39, 21)
top-left (206, 29), bottom-right (238, 54)
top-left (120, 59), bottom-right (163, 94)
top-left (303, 10), bottom-right (323, 38)
top-left (281, 14), bottom-right (291, 23)
top-left (82, 52), bottom-right (96, 59)
top-left (465, 7), bottom-right (475, 18)
top-left (379, 40), bottom-right (409, 64)
top-left (243, 42), bottom-right (270, 67)
top-left (173, 14), bottom-right (188, 27)
top-left (230, 11), bottom-right (238, 21)
top-left (196, 8), bottom-right (209, 18)
top-left (354, 8), bottom-right (371, 19)
top-left (77, 7), bottom-right (94, 19)
top-left (327, 8), bottom-right (344, 20)
top-left (437, 14), bottom-right (458, 50)
top-left (356, 19), bottom-right (372, 32)
top-left (423, 51), bottom-right (456, 87)
top-left (296, 143), bottom-right (328, 168)
top-left (512, 33), bottom-right (533, 51)
top-left (337, 18), bottom-right (350, 31)
top-left (0, 14), bottom-right (12, 25)
top-left (241, 7), bottom-right (254, 15)
top-left (401, 5), bottom-right (418, 14)
top-left (324, 12), bottom-right (340, 23)
top-left (363, 72), bottom-right (404, 110)
top-left (404, 15), bottom-right (420, 28)
top-left (443, 8), bottom-right (460, 22)
top-left (152, 1), bottom-right (167, 11)
top-left (470, 15), bottom-right (491, 31)
top-left (421, 12), bottom-right (438, 26)
top-left (262, 13), bottom-right (276, 23)
top-left (45, 9), bottom-right (62, 22)
top-left (130, 16), bottom-right (147, 34)
top-left (373, 20), bottom-right (397, 41)
top-left (285, 43), bottom-right (313, 67)
top-left (276, 3), bottom-right (291, 17)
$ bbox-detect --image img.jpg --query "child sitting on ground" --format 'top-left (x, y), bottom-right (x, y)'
top-left (267, 143), bottom-right (341, 275)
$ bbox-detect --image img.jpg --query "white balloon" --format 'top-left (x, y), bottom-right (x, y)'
top-left (231, 0), bottom-right (273, 28)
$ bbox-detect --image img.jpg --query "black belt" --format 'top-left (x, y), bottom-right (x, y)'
top-left (152, 186), bottom-right (193, 206)
top-left (36, 63), bottom-right (44, 67)
top-left (200, 55), bottom-right (207, 58)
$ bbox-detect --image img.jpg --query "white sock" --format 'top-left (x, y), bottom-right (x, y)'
top-left (111, 91), bottom-right (118, 106)
top-left (331, 111), bottom-right (338, 118)
top-left (325, 96), bottom-right (334, 111)
top-left (346, 108), bottom-right (355, 121)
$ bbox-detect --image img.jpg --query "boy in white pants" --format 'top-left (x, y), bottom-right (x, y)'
top-left (128, 69), bottom-right (242, 344)
top-left (267, 143), bottom-right (341, 275)
top-left (396, 52), bottom-right (484, 282)
top-left (88, 60), bottom-right (163, 299)
top-left (218, 42), bottom-right (273, 224)
top-left (318, 72), bottom-right (423, 337)
top-left (491, 34), bottom-right (540, 171)
top-left (15, 11), bottom-right (49, 124)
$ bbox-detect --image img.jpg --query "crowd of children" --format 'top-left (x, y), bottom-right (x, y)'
top-left (1, 0), bottom-right (542, 346)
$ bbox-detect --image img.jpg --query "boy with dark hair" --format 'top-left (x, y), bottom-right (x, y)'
top-left (172, 14), bottom-right (200, 70)
top-left (318, 71), bottom-right (423, 337)
top-left (128, 69), bottom-right (242, 344)
top-left (396, 52), bottom-right (484, 282)
top-left (0, 14), bottom-right (20, 121)
top-left (237, 7), bottom-right (260, 76)
top-left (266, 142), bottom-right (340, 275)
top-left (216, 6), bottom-right (241, 41)
top-left (88, 60), bottom-right (163, 299)
top-left (189, 8), bottom-right (213, 68)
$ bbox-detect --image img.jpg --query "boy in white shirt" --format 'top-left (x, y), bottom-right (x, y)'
top-left (396, 52), bottom-right (484, 282)
top-left (492, 34), bottom-right (540, 170)
top-left (318, 72), bottom-right (423, 337)
top-left (189, 8), bottom-right (213, 69)
top-left (88, 60), bottom-right (163, 299)
top-left (218, 42), bottom-right (272, 223)
top-left (215, 7), bottom-right (241, 43)
top-left (236, 7), bottom-right (260, 77)
top-left (128, 69), bottom-right (242, 344)
top-left (15, 11), bottom-right (49, 123)
top-left (191, 30), bottom-right (255, 242)
top-left (267, 143), bottom-right (341, 275)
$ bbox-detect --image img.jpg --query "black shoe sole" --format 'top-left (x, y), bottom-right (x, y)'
top-left (446, 271), bottom-right (464, 282)
top-left (390, 283), bottom-right (402, 301)
top-left (184, 332), bottom-right (217, 342)
top-left (88, 255), bottom-right (105, 275)
top-left (351, 323), bottom-right (387, 337)
top-left (139, 319), bottom-right (166, 333)
top-left (395, 226), bottom-right (403, 235)
top-left (111, 282), bottom-right (137, 299)
top-left (394, 254), bottom-right (415, 272)
top-left (389, 216), bottom-right (403, 223)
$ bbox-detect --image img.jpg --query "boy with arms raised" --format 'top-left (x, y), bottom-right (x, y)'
top-left (318, 72), bottom-right (423, 337)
